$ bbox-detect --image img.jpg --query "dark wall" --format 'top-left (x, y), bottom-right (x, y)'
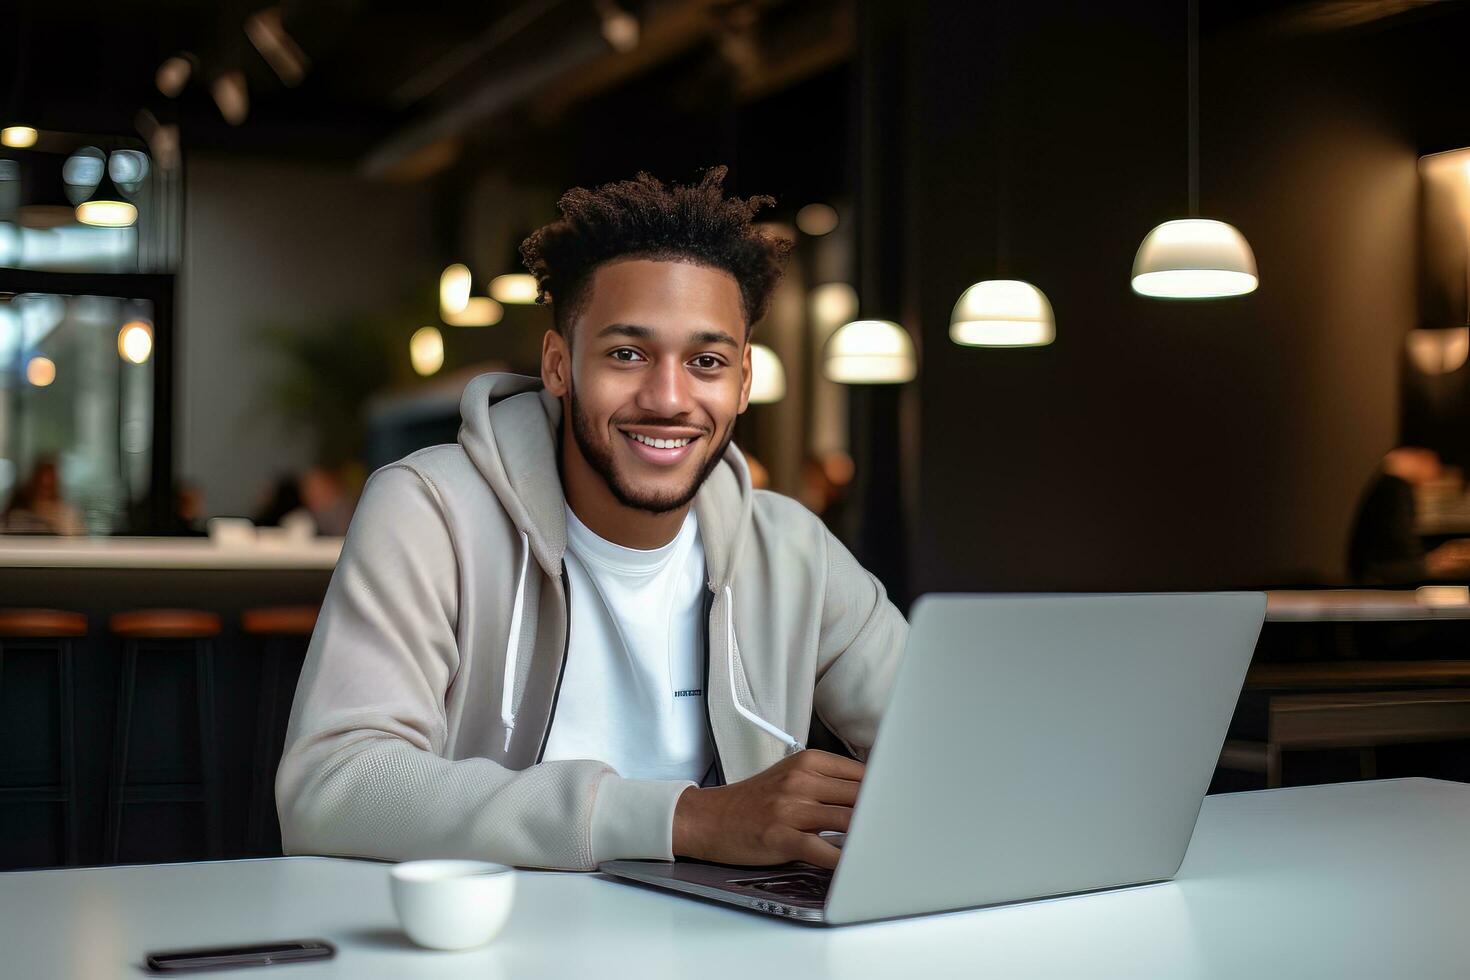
top-left (904, 0), bottom-right (1424, 593)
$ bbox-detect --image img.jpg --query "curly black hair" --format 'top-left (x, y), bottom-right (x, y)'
top-left (519, 166), bottom-right (794, 337)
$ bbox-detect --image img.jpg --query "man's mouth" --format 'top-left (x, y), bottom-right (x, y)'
top-left (618, 426), bottom-right (703, 467)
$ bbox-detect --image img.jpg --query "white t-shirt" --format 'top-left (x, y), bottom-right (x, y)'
top-left (541, 505), bottom-right (715, 784)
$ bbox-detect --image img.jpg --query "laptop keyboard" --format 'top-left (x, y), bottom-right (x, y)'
top-left (728, 870), bottom-right (832, 903)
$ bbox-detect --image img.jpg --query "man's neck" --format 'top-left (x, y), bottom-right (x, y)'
top-left (560, 432), bottom-right (690, 550)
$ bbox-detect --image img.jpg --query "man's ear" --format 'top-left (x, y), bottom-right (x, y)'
top-left (737, 339), bottom-right (753, 414)
top-left (542, 329), bottom-right (570, 396)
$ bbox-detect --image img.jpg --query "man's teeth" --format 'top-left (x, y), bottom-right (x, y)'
top-left (628, 432), bottom-right (692, 449)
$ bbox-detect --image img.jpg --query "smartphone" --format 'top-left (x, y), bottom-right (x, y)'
top-left (144, 940), bottom-right (336, 973)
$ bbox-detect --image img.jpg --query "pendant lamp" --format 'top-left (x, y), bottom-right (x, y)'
top-left (823, 319), bottom-right (917, 384)
top-left (950, 3), bottom-right (1055, 346)
top-left (950, 279), bottom-right (1055, 347)
top-left (75, 152), bottom-right (137, 228)
top-left (748, 343), bottom-right (786, 403)
top-left (1132, 0), bottom-right (1257, 299)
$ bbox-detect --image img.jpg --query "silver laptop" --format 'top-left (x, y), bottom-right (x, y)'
top-left (601, 592), bottom-right (1266, 925)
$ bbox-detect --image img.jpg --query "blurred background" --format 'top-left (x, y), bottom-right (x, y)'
top-left (6, 0), bottom-right (1470, 869)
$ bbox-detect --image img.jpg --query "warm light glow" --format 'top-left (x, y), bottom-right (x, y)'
top-left (118, 321), bottom-right (154, 364)
top-left (1407, 327), bottom-right (1470, 375)
top-left (26, 355), bottom-right (56, 387)
top-left (2, 126), bottom-right (38, 149)
top-left (442, 296), bottom-right (503, 327)
top-left (824, 319), bottom-right (916, 384)
top-left (1132, 219), bottom-right (1258, 298)
top-left (410, 326), bottom-right (444, 376)
top-left (489, 273), bottom-right (539, 304)
top-left (596, 0), bottom-right (640, 52)
top-left (1417, 585), bottom-right (1469, 607)
top-left (748, 344), bottom-right (786, 403)
top-left (156, 55), bottom-right (194, 98)
top-left (212, 71), bottom-right (249, 126)
top-left (796, 203), bottom-right (839, 237)
top-left (950, 279), bottom-right (1055, 347)
top-left (809, 282), bottom-right (859, 331)
top-left (440, 264), bottom-right (471, 315)
top-left (75, 199), bottom-right (138, 228)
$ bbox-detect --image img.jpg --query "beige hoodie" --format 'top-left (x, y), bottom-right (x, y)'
top-left (275, 373), bottom-right (907, 871)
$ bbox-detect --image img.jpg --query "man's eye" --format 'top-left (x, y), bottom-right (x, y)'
top-left (610, 348), bottom-right (642, 362)
top-left (691, 355), bottom-right (723, 369)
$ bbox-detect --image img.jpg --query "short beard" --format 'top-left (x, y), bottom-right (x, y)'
top-left (568, 382), bottom-right (734, 515)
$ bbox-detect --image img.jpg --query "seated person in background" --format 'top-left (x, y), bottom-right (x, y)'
top-left (1, 457), bottom-right (84, 536)
top-left (1348, 446), bottom-right (1470, 584)
top-left (276, 168), bottom-right (907, 872)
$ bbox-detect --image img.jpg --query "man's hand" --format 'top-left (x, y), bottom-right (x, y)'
top-left (672, 749), bottom-right (863, 870)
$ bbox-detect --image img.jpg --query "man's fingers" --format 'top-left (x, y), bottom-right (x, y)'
top-left (797, 749), bottom-right (865, 782)
top-left (807, 773), bottom-right (860, 806)
top-left (792, 832), bottom-right (843, 870)
top-left (792, 803), bottom-right (852, 834)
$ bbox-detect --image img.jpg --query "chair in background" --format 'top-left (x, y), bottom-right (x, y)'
top-left (0, 609), bottom-right (85, 866)
top-left (241, 606), bottom-right (317, 855)
top-left (106, 610), bottom-right (223, 862)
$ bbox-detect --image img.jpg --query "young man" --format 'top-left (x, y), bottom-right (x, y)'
top-left (276, 168), bottom-right (907, 872)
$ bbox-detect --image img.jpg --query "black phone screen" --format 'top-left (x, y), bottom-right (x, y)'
top-left (145, 939), bottom-right (336, 973)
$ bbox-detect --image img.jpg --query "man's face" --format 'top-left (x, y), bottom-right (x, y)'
top-left (543, 258), bottom-right (753, 514)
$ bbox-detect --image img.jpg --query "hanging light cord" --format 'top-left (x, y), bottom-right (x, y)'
top-left (1188, 0), bottom-right (1199, 217)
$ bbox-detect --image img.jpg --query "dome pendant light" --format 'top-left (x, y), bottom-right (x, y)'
top-left (824, 319), bottom-right (917, 384)
top-left (950, 2), bottom-right (1055, 347)
top-left (75, 162), bottom-right (137, 228)
top-left (951, 279), bottom-right (1055, 347)
top-left (1132, 0), bottom-right (1257, 299)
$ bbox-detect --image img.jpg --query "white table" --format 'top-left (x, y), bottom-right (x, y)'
top-left (3, 779), bottom-right (1467, 978)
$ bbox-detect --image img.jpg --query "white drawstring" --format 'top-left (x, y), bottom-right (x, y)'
top-left (724, 585), bottom-right (804, 754)
top-left (501, 531), bottom-right (531, 752)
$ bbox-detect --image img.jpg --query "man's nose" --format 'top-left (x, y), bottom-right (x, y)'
top-left (637, 357), bottom-right (695, 419)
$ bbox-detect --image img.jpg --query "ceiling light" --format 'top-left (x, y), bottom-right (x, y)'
top-left (26, 354), bottom-right (56, 387)
top-left (489, 273), bottom-right (538, 304)
top-left (796, 203), bottom-right (839, 237)
top-left (211, 71), bottom-right (249, 126)
top-left (1407, 326), bottom-right (1470, 375)
top-left (1, 126), bottom-right (38, 149)
top-left (950, 279), bottom-right (1055, 347)
top-left (443, 296), bottom-right (503, 327)
top-left (1133, 0), bottom-right (1257, 300)
top-left (809, 283), bottom-right (859, 333)
top-left (246, 8), bottom-right (310, 87)
top-left (1131, 219), bottom-right (1257, 298)
top-left (410, 326), bottom-right (444, 376)
top-left (118, 320), bottom-right (154, 364)
top-left (156, 55), bottom-right (195, 98)
top-left (440, 264), bottom-right (471, 316)
top-left (749, 344), bottom-right (786, 403)
top-left (595, 0), bottom-right (640, 53)
top-left (824, 319), bottom-right (917, 384)
top-left (76, 170), bottom-right (137, 228)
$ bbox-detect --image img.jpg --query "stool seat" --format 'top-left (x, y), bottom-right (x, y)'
top-left (110, 610), bottom-right (222, 640)
top-left (0, 609), bottom-right (87, 638)
top-left (241, 606), bottom-right (319, 637)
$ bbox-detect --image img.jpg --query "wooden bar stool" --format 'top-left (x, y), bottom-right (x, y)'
top-left (107, 610), bottom-right (223, 862)
top-left (241, 606), bottom-right (318, 855)
top-left (0, 609), bottom-right (86, 866)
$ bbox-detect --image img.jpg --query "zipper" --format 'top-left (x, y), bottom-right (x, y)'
top-left (701, 585), bottom-right (727, 786)
top-left (535, 566), bottom-right (572, 764)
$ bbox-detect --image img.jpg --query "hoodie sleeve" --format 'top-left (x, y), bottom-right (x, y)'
top-left (274, 464), bottom-right (690, 871)
top-left (811, 528), bottom-right (909, 759)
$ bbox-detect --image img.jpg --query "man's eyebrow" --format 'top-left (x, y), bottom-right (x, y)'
top-left (595, 323), bottom-right (741, 349)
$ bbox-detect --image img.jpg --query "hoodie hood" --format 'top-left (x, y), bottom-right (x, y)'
top-left (456, 371), bottom-right (755, 592)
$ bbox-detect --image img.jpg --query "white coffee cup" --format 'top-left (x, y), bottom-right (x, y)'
top-left (389, 860), bottom-right (517, 951)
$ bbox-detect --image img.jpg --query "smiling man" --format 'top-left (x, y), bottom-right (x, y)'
top-left (276, 168), bottom-right (907, 872)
